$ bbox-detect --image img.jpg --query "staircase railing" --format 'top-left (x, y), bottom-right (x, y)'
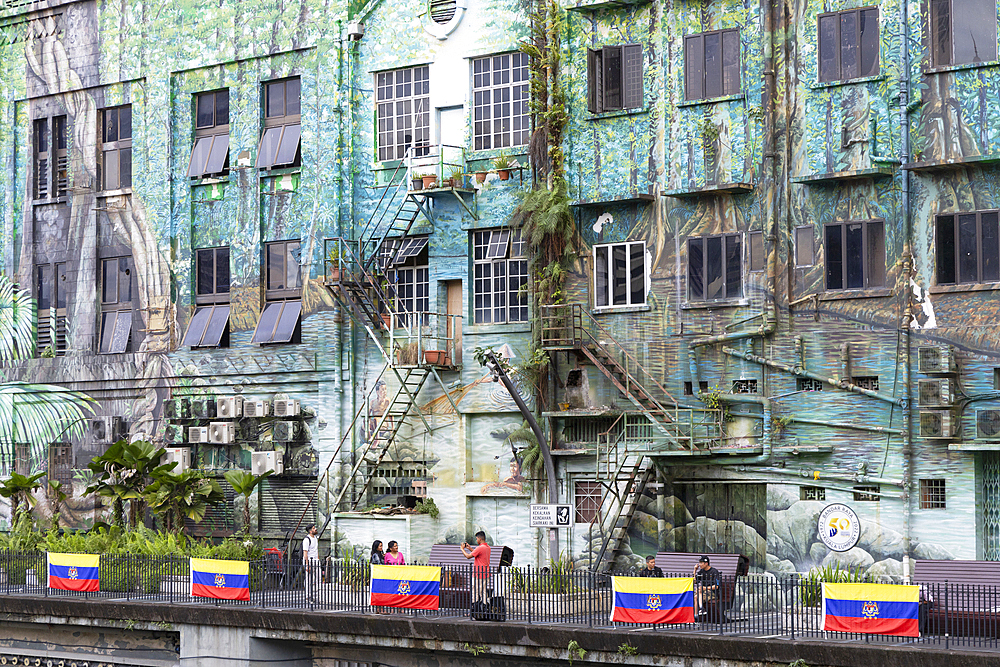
top-left (358, 148), bottom-right (414, 271)
top-left (388, 312), bottom-right (462, 367)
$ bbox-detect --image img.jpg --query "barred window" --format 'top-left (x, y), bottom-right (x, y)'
top-left (852, 376), bottom-right (879, 391)
top-left (853, 485), bottom-right (880, 501)
top-left (472, 52), bottom-right (530, 151)
top-left (797, 378), bottom-right (824, 391)
top-left (920, 479), bottom-right (946, 509)
top-left (376, 66), bottom-right (430, 161)
top-left (574, 480), bottom-right (602, 523)
top-left (472, 229), bottom-right (528, 324)
top-left (732, 379), bottom-right (757, 394)
top-left (800, 486), bottom-right (826, 501)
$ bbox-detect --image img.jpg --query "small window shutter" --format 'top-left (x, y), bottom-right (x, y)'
top-left (587, 49), bottom-right (601, 113)
top-left (685, 35), bottom-right (704, 100)
top-left (623, 44), bottom-right (643, 109)
top-left (603, 45), bottom-right (623, 111)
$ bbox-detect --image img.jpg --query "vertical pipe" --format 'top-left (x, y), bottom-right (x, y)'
top-left (899, 0), bottom-right (914, 569)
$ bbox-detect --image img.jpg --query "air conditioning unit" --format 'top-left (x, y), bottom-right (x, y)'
top-left (252, 451), bottom-right (283, 476)
top-left (978, 410), bottom-right (1000, 439)
top-left (163, 424), bottom-right (186, 445)
top-left (216, 396), bottom-right (244, 419)
top-left (918, 346), bottom-right (957, 375)
top-left (189, 397), bottom-right (216, 420)
top-left (91, 416), bottom-right (126, 445)
top-left (244, 399), bottom-right (270, 418)
top-left (161, 447), bottom-right (191, 473)
top-left (273, 420), bottom-right (299, 442)
top-left (163, 398), bottom-right (191, 420)
top-left (209, 422), bottom-right (236, 444)
top-left (919, 410), bottom-right (955, 439)
top-left (188, 426), bottom-right (210, 443)
top-left (273, 399), bottom-right (300, 417)
top-left (918, 379), bottom-right (955, 407)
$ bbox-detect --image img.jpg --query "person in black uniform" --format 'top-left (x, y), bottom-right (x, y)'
top-left (638, 555), bottom-right (663, 577)
top-left (693, 555), bottom-right (720, 616)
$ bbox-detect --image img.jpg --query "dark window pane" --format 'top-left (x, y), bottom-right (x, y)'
top-left (273, 300), bottom-right (302, 343)
top-left (216, 248), bottom-right (230, 293)
top-left (685, 36), bottom-right (704, 100)
top-left (267, 81), bottom-right (285, 118)
top-left (725, 235), bottom-right (742, 299)
top-left (845, 222), bottom-right (864, 288)
top-left (286, 79), bottom-right (301, 116)
top-left (100, 312), bottom-right (116, 353)
top-left (217, 89), bottom-right (229, 126)
top-left (954, 0), bottom-right (997, 64)
top-left (689, 238), bottom-right (704, 299)
top-left (55, 263), bottom-right (67, 309)
top-left (840, 11), bottom-right (859, 80)
top-left (37, 265), bottom-right (51, 311)
top-left (630, 244), bottom-right (645, 304)
top-left (867, 221), bottom-right (886, 287)
top-left (54, 116), bottom-right (67, 150)
top-left (102, 259), bottom-right (117, 303)
top-left (182, 306), bottom-right (213, 347)
top-left (587, 49), bottom-right (602, 113)
top-left (203, 305), bottom-right (231, 347)
top-left (611, 244), bottom-right (627, 305)
top-left (936, 215), bottom-right (956, 284)
top-left (252, 302), bottom-right (283, 344)
top-left (860, 9), bottom-right (879, 76)
top-left (596, 246), bottom-right (609, 307)
top-left (268, 244), bottom-right (285, 290)
top-left (722, 30), bottom-right (741, 95)
top-left (704, 33), bottom-right (722, 98)
top-left (285, 242), bottom-right (302, 290)
top-left (196, 93), bottom-right (215, 128)
top-left (795, 227), bottom-right (814, 266)
top-left (983, 212), bottom-right (1000, 282)
top-left (959, 213), bottom-right (979, 283)
top-left (197, 249), bottom-right (215, 295)
top-left (749, 231), bottom-right (764, 271)
top-left (826, 224), bottom-right (844, 289)
top-left (706, 236), bottom-right (723, 299)
top-left (104, 150), bottom-right (120, 190)
top-left (819, 15), bottom-right (839, 82)
top-left (104, 108), bottom-right (118, 143)
top-left (35, 119), bottom-right (48, 152)
top-left (603, 46), bottom-right (622, 110)
top-left (119, 147), bottom-right (132, 188)
top-left (623, 44), bottom-right (643, 109)
top-left (119, 107), bottom-right (131, 140)
top-left (931, 0), bottom-right (952, 65)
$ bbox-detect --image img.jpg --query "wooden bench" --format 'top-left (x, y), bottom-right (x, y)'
top-left (654, 552), bottom-right (747, 622)
top-left (914, 560), bottom-right (1000, 637)
top-left (428, 544), bottom-right (511, 609)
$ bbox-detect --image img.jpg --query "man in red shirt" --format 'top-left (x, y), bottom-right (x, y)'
top-left (461, 531), bottom-right (491, 605)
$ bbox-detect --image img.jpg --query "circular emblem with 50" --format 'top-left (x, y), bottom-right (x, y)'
top-left (817, 503), bottom-right (861, 552)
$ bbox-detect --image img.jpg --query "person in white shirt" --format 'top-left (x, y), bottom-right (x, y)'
top-left (302, 524), bottom-right (319, 601)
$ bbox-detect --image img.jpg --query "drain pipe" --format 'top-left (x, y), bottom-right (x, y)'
top-left (899, 0), bottom-right (915, 575)
top-left (697, 394), bottom-right (773, 465)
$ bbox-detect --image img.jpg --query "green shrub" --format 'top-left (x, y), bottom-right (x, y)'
top-left (801, 563), bottom-right (870, 607)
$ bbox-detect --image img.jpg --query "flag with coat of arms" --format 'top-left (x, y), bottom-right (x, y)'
top-left (610, 576), bottom-right (695, 624)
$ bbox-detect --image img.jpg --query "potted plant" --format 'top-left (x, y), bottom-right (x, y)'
top-left (411, 173), bottom-right (424, 190)
top-left (447, 166), bottom-right (465, 188)
top-left (418, 169), bottom-right (438, 190)
top-left (424, 350), bottom-right (449, 365)
top-left (475, 170), bottom-right (488, 184)
top-left (492, 152), bottom-right (517, 180)
top-left (326, 246), bottom-right (343, 283)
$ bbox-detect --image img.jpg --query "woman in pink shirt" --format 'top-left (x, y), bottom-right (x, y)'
top-left (384, 540), bottom-right (405, 565)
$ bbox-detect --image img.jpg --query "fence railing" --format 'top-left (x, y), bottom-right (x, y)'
top-left (3, 552), bottom-right (1000, 650)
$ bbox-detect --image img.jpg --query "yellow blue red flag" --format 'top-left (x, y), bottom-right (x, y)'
top-left (370, 564), bottom-right (440, 610)
top-left (822, 582), bottom-right (919, 637)
top-left (611, 576), bottom-right (695, 624)
top-left (190, 558), bottom-right (250, 601)
top-left (47, 553), bottom-right (99, 592)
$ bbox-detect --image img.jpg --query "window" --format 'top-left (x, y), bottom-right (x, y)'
top-left (749, 231), bottom-right (765, 272)
top-left (852, 376), bottom-right (879, 391)
top-left (251, 240), bottom-right (302, 345)
top-left (385, 238), bottom-right (429, 327)
top-left (472, 229), bottom-right (528, 324)
top-left (684, 381), bottom-right (710, 395)
top-left (795, 227), bottom-right (814, 266)
top-left (688, 234), bottom-right (742, 301)
top-left (472, 52), bottom-right (530, 150)
top-left (99, 256), bottom-right (133, 354)
top-left (825, 221), bottom-right (885, 290)
top-left (853, 485), bottom-right (880, 501)
top-left (994, 368), bottom-right (1000, 390)
top-left (920, 479), bottom-right (946, 509)
top-left (256, 78), bottom-right (301, 170)
top-left (930, 0), bottom-right (997, 67)
top-left (574, 480), bottom-right (602, 523)
top-left (936, 211), bottom-right (1000, 285)
top-left (800, 486), bottom-right (825, 501)
top-left (732, 379), bottom-right (757, 394)
top-left (817, 8), bottom-right (879, 82)
top-left (48, 444), bottom-right (73, 485)
top-left (100, 105), bottom-right (132, 191)
top-left (594, 242), bottom-right (646, 308)
top-left (587, 44), bottom-right (643, 113)
top-left (376, 66), bottom-right (430, 161)
top-left (33, 116), bottom-right (67, 200)
top-left (188, 90), bottom-right (230, 178)
top-left (685, 30), bottom-right (740, 101)
top-left (182, 247), bottom-right (231, 348)
top-left (35, 262), bottom-right (67, 357)
top-left (797, 378), bottom-right (824, 392)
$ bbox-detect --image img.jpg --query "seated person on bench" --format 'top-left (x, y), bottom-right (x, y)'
top-left (692, 555), bottom-right (720, 616)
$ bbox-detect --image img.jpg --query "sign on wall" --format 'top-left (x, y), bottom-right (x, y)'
top-left (817, 503), bottom-right (862, 552)
top-left (530, 504), bottom-right (572, 527)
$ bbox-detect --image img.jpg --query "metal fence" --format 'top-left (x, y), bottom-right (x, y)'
top-left (4, 552), bottom-right (1000, 651)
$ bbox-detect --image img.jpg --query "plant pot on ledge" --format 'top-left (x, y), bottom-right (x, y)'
top-left (475, 171), bottom-right (488, 183)
top-left (411, 177), bottom-right (423, 191)
top-left (424, 350), bottom-right (449, 365)
top-left (497, 169), bottom-right (511, 180)
top-left (421, 175), bottom-right (438, 189)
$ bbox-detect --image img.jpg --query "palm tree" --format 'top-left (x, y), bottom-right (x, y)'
top-left (223, 469), bottom-right (273, 533)
top-left (85, 438), bottom-right (172, 529)
top-left (144, 470), bottom-right (225, 533)
top-left (0, 471), bottom-right (46, 522)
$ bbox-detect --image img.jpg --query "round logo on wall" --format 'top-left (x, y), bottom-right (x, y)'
top-left (817, 503), bottom-right (861, 552)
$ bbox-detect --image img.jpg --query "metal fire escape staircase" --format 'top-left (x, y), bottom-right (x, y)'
top-left (322, 151), bottom-right (464, 511)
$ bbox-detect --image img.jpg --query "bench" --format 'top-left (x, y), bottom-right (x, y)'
top-left (914, 560), bottom-right (1000, 637)
top-left (654, 552), bottom-right (747, 622)
top-left (428, 544), bottom-right (511, 609)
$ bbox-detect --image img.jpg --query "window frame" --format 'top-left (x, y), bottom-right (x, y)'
top-left (99, 105), bottom-right (132, 192)
top-left (472, 52), bottom-right (530, 151)
top-left (824, 219), bottom-right (886, 291)
top-left (935, 210), bottom-right (1000, 286)
top-left (593, 241), bottom-right (647, 309)
top-left (188, 89), bottom-right (231, 179)
top-left (256, 78), bottom-right (301, 170)
top-left (684, 29), bottom-right (741, 101)
top-left (472, 228), bottom-right (528, 325)
top-left (375, 66), bottom-right (430, 162)
top-left (34, 115), bottom-right (68, 201)
top-left (817, 7), bottom-right (880, 83)
top-left (35, 261), bottom-right (67, 357)
top-left (919, 478), bottom-right (947, 509)
top-left (264, 239), bottom-right (304, 301)
top-left (929, 0), bottom-right (998, 67)
top-left (687, 233), bottom-right (743, 302)
top-left (195, 246), bottom-right (232, 305)
top-left (385, 240), bottom-right (430, 328)
top-left (574, 480), bottom-right (602, 524)
top-left (587, 44), bottom-right (644, 113)
top-left (98, 255), bottom-right (134, 354)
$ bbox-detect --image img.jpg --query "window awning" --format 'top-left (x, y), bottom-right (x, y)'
top-left (251, 300), bottom-right (302, 344)
top-left (182, 305), bottom-right (231, 347)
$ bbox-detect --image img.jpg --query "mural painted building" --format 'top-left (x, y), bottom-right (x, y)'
top-left (1, 0), bottom-right (1000, 574)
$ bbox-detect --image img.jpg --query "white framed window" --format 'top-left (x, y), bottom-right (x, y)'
top-left (386, 240), bottom-right (430, 327)
top-left (472, 229), bottom-right (528, 324)
top-left (376, 66), bottom-right (430, 161)
top-left (472, 52), bottom-right (530, 150)
top-left (594, 241), bottom-right (646, 308)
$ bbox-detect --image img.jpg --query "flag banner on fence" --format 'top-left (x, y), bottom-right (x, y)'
top-left (370, 564), bottom-right (441, 610)
top-left (822, 582), bottom-right (920, 637)
top-left (610, 576), bottom-right (695, 624)
top-left (47, 553), bottom-right (99, 593)
top-left (190, 558), bottom-right (251, 602)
